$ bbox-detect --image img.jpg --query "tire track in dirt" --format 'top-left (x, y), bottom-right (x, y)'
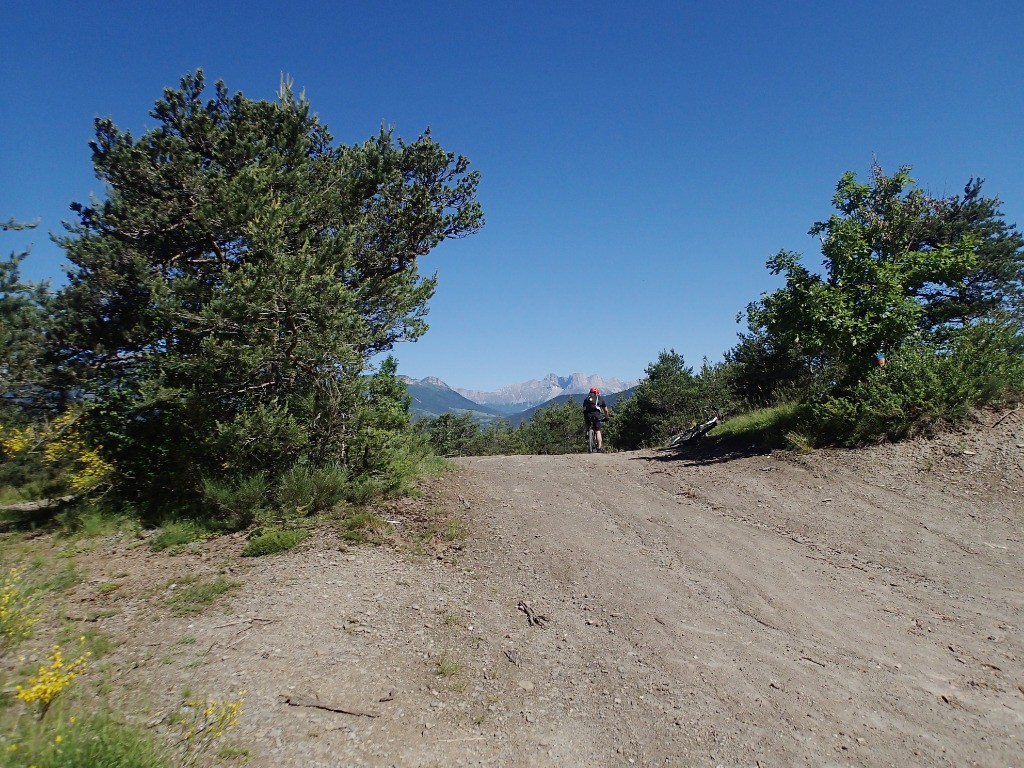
top-left (453, 434), bottom-right (1024, 767)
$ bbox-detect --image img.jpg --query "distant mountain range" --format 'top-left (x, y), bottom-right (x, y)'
top-left (504, 388), bottom-right (635, 427)
top-left (454, 373), bottom-right (635, 413)
top-left (399, 376), bottom-right (504, 423)
top-left (400, 373), bottom-right (637, 424)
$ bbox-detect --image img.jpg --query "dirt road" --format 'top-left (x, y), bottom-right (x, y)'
top-left (451, 432), bottom-right (1023, 767)
top-left (71, 411), bottom-right (1023, 766)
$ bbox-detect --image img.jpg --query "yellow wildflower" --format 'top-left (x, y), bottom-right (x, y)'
top-left (0, 568), bottom-right (38, 646)
top-left (15, 643), bottom-right (90, 714)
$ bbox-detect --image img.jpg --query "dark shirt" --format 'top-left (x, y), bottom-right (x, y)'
top-left (582, 394), bottom-right (606, 414)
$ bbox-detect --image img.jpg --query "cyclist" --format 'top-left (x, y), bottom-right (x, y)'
top-left (582, 387), bottom-right (610, 452)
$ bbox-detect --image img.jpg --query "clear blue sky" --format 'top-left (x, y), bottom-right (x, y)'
top-left (5, 1), bottom-right (1023, 390)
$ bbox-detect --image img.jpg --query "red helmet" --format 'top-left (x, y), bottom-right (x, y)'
top-left (589, 387), bottom-right (600, 394)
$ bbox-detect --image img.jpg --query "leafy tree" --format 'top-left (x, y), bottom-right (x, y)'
top-left (49, 72), bottom-right (483, 511)
top-left (516, 398), bottom-right (584, 454)
top-left (724, 328), bottom-right (812, 407)
top-left (744, 165), bottom-right (978, 388)
top-left (416, 411), bottom-right (480, 457)
top-left (611, 351), bottom-right (704, 449)
top-left (466, 417), bottom-right (524, 456)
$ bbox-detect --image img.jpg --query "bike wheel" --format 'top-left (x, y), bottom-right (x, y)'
top-left (587, 427), bottom-right (595, 453)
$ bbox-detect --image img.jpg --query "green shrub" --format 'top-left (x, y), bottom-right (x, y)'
top-left (241, 529), bottom-right (309, 557)
top-left (810, 322), bottom-right (1024, 444)
top-left (276, 464), bottom-right (349, 516)
top-left (200, 473), bottom-right (270, 529)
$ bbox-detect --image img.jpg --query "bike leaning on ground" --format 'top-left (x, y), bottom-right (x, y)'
top-left (668, 415), bottom-right (719, 448)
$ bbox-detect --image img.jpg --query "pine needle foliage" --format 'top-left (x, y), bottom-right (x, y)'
top-left (48, 71), bottom-right (482, 516)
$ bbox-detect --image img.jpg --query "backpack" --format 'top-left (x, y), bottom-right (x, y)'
top-left (584, 393), bottom-right (600, 412)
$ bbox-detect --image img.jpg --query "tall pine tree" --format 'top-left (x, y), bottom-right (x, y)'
top-left (51, 72), bottom-right (483, 508)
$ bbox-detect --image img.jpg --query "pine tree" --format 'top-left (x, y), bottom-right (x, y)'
top-left (50, 72), bottom-right (483, 509)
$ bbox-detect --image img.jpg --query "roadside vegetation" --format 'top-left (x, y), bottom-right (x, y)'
top-left (420, 164), bottom-right (1023, 455)
top-left (1, 69), bottom-right (482, 525)
top-left (0, 538), bottom-right (249, 767)
top-left (1, 70), bottom-right (482, 765)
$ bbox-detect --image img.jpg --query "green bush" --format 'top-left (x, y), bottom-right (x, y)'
top-left (241, 529), bottom-right (309, 557)
top-left (811, 322), bottom-right (1024, 444)
top-left (276, 463), bottom-right (349, 517)
top-left (200, 473), bottom-right (270, 529)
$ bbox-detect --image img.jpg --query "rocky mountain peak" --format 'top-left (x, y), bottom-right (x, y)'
top-left (452, 372), bottom-right (637, 410)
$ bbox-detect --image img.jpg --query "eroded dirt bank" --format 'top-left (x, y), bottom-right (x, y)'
top-left (56, 410), bottom-right (1023, 766)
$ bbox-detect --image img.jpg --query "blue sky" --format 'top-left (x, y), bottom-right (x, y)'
top-left (5, 1), bottom-right (1023, 390)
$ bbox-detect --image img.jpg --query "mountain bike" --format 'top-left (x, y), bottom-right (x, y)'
top-left (668, 415), bottom-right (719, 448)
top-left (586, 413), bottom-right (610, 453)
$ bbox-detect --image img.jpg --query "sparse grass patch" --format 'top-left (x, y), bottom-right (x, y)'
top-left (337, 509), bottom-right (385, 544)
top-left (150, 520), bottom-right (210, 553)
top-left (166, 576), bottom-right (240, 617)
top-left (443, 516), bottom-right (468, 542)
top-left (217, 744), bottom-right (252, 762)
top-left (58, 626), bottom-right (119, 659)
top-left (240, 528), bottom-right (308, 557)
top-left (434, 651), bottom-right (462, 678)
top-left (40, 564), bottom-right (81, 593)
top-left (441, 611), bottom-right (462, 627)
top-left (783, 431), bottom-right (815, 454)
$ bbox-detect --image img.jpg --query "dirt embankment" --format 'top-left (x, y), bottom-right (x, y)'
top-left (33, 408), bottom-right (1024, 766)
